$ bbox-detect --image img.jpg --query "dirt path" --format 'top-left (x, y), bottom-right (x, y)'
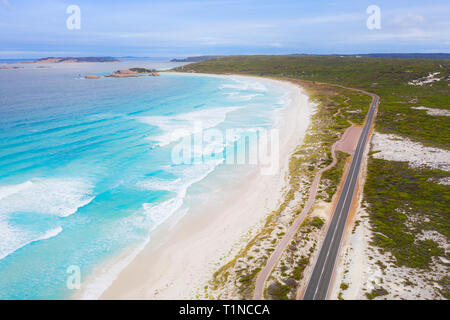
top-left (253, 135), bottom-right (341, 299)
top-left (253, 81), bottom-right (378, 300)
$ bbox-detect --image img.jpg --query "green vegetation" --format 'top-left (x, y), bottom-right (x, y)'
top-left (208, 79), bottom-right (369, 299)
top-left (129, 67), bottom-right (156, 73)
top-left (238, 268), bottom-right (261, 284)
top-left (438, 276), bottom-right (450, 299)
top-left (293, 257), bottom-right (309, 281)
top-left (266, 217), bottom-right (323, 300)
top-left (177, 55), bottom-right (450, 299)
top-left (366, 287), bottom-right (389, 300)
top-left (365, 158), bottom-right (449, 268)
top-left (267, 281), bottom-right (291, 300)
top-left (321, 151), bottom-right (350, 202)
top-left (311, 217), bottom-right (325, 228)
top-left (175, 55), bottom-right (449, 148)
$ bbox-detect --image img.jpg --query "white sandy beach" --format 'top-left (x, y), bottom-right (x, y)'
top-left (95, 74), bottom-right (314, 300)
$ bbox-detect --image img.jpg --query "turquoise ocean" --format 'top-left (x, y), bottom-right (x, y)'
top-left (0, 59), bottom-right (287, 299)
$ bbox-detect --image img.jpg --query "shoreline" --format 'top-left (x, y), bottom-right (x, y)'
top-left (92, 74), bottom-right (313, 299)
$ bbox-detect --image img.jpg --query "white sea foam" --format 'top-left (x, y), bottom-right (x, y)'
top-left (225, 93), bottom-right (263, 101)
top-left (81, 125), bottom-right (271, 299)
top-left (0, 220), bottom-right (62, 260)
top-left (136, 177), bottom-right (182, 192)
top-left (141, 160), bottom-right (222, 223)
top-left (138, 107), bottom-right (241, 146)
top-left (0, 178), bottom-right (91, 260)
top-left (0, 178), bottom-right (94, 217)
top-left (220, 78), bottom-right (268, 92)
top-left (79, 161), bottom-right (221, 300)
top-left (77, 75), bottom-right (286, 299)
top-left (0, 181), bottom-right (33, 200)
top-left (79, 232), bottom-right (151, 300)
top-left (272, 93), bottom-right (292, 128)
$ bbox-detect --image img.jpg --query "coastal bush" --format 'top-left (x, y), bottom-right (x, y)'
top-left (365, 157), bottom-right (449, 269)
top-left (293, 257), bottom-right (309, 280)
top-left (320, 151), bottom-right (350, 202)
top-left (177, 55), bottom-right (449, 148)
top-left (340, 282), bottom-right (349, 290)
top-left (129, 67), bottom-right (156, 73)
top-left (179, 55), bottom-right (449, 299)
top-left (437, 276), bottom-right (450, 299)
top-left (311, 217), bottom-right (324, 228)
top-left (267, 281), bottom-right (290, 300)
top-left (365, 287), bottom-right (389, 300)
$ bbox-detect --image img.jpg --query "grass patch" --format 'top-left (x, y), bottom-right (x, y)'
top-left (311, 217), bottom-right (325, 229)
top-left (437, 276), bottom-right (450, 299)
top-left (267, 281), bottom-right (291, 300)
top-left (321, 151), bottom-right (350, 202)
top-left (366, 287), bottom-right (389, 300)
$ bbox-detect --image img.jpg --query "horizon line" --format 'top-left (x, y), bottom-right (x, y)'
top-left (1, 52), bottom-right (450, 61)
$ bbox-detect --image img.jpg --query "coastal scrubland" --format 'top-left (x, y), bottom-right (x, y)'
top-left (176, 55), bottom-right (449, 299)
top-left (177, 75), bottom-right (371, 299)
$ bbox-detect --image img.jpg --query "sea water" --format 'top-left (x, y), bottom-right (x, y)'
top-left (0, 59), bottom-right (288, 299)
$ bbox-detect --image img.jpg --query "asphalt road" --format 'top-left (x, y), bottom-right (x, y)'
top-left (254, 139), bottom-right (340, 300)
top-left (303, 93), bottom-right (379, 300)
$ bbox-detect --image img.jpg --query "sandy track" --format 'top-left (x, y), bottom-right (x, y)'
top-left (253, 125), bottom-right (362, 299)
top-left (253, 83), bottom-right (377, 300)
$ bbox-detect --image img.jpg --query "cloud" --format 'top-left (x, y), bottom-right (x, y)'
top-left (389, 13), bottom-right (427, 28)
top-left (1, 1), bottom-right (449, 56)
top-left (290, 13), bottom-right (364, 25)
top-left (349, 5), bottom-right (450, 45)
top-left (362, 29), bottom-right (431, 41)
top-left (0, 50), bottom-right (83, 56)
top-left (88, 20), bottom-right (279, 47)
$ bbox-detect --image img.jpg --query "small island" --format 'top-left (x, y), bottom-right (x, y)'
top-left (129, 68), bottom-right (160, 76)
top-left (0, 66), bottom-right (23, 70)
top-left (85, 75), bottom-right (100, 79)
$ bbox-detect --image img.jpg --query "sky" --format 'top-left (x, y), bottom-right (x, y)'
top-left (0, 0), bottom-right (449, 58)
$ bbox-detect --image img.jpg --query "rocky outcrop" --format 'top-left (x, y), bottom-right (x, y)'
top-left (105, 69), bottom-right (140, 78)
top-left (105, 69), bottom-right (160, 78)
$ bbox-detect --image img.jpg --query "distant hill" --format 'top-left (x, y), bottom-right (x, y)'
top-left (170, 55), bottom-right (225, 62)
top-left (31, 57), bottom-right (120, 63)
top-left (289, 53), bottom-right (450, 60)
top-left (173, 53), bottom-right (450, 62)
top-left (360, 53), bottom-right (450, 59)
